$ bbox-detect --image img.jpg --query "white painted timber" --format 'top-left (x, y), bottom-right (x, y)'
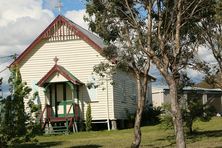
top-left (112, 70), bottom-right (153, 119)
top-left (19, 39), bottom-right (114, 120)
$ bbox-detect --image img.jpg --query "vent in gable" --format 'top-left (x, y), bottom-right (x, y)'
top-left (42, 20), bottom-right (80, 42)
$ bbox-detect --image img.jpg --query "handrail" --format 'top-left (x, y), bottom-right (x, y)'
top-left (39, 105), bottom-right (47, 124)
top-left (66, 103), bottom-right (74, 117)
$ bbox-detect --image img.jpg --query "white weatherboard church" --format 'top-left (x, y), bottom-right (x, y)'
top-left (11, 15), bottom-right (155, 133)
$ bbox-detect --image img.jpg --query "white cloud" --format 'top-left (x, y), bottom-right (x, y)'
top-left (43, 0), bottom-right (58, 11)
top-left (65, 9), bottom-right (89, 30)
top-left (0, 0), bottom-right (54, 57)
top-left (0, 0), bottom-right (55, 97)
top-left (0, 61), bottom-right (11, 97)
top-left (0, 0), bottom-right (52, 27)
top-left (197, 46), bottom-right (216, 64)
top-left (186, 68), bottom-right (204, 83)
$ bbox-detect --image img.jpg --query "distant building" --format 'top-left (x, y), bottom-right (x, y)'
top-left (152, 87), bottom-right (222, 114)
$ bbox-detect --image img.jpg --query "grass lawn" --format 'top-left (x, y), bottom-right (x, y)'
top-left (17, 117), bottom-right (222, 148)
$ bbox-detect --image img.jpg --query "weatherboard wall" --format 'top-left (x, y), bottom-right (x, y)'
top-left (19, 39), bottom-right (115, 120)
top-left (112, 70), bottom-right (153, 119)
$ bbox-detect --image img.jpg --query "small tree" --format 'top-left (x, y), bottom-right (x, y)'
top-left (26, 92), bottom-right (42, 139)
top-left (0, 65), bottom-right (32, 145)
top-left (85, 103), bottom-right (92, 131)
top-left (161, 99), bottom-right (215, 135)
top-left (182, 96), bottom-right (215, 134)
top-left (161, 74), bottom-right (215, 134)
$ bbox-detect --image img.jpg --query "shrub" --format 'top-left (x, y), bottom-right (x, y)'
top-left (141, 105), bottom-right (162, 125)
top-left (125, 109), bottom-right (135, 128)
top-left (85, 103), bottom-right (92, 131)
top-left (160, 104), bottom-right (174, 130)
top-left (182, 98), bottom-right (216, 134)
top-left (160, 101), bottom-right (216, 134)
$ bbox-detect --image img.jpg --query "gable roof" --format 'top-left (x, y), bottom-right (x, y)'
top-left (11, 15), bottom-right (105, 66)
top-left (11, 15), bottom-right (156, 81)
top-left (37, 64), bottom-right (83, 87)
top-left (63, 17), bottom-right (105, 49)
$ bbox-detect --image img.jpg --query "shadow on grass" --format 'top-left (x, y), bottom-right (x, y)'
top-left (187, 129), bottom-right (222, 143)
top-left (70, 145), bottom-right (102, 148)
top-left (14, 141), bottom-right (63, 148)
top-left (143, 135), bottom-right (176, 147)
top-left (189, 130), bottom-right (222, 137)
top-left (143, 130), bottom-right (222, 147)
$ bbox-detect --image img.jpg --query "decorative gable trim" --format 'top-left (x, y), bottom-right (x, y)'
top-left (37, 64), bottom-right (83, 87)
top-left (11, 15), bottom-right (104, 66)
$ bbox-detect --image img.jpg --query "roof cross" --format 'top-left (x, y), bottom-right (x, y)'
top-left (56, 0), bottom-right (63, 15)
top-left (53, 56), bottom-right (59, 65)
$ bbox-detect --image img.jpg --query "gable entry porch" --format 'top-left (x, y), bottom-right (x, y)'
top-left (37, 61), bottom-right (83, 134)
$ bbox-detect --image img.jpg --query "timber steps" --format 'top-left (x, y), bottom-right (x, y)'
top-left (39, 103), bottom-right (80, 135)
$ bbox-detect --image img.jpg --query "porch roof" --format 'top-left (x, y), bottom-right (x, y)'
top-left (37, 64), bottom-right (83, 87)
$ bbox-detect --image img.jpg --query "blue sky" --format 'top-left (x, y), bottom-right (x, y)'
top-left (0, 0), bottom-right (215, 97)
top-left (43, 0), bottom-right (85, 15)
top-left (0, 0), bottom-right (89, 97)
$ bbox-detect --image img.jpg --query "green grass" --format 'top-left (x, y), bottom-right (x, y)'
top-left (17, 117), bottom-right (222, 148)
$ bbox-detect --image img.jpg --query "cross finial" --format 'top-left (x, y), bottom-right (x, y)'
top-left (56, 0), bottom-right (63, 15)
top-left (53, 56), bottom-right (59, 65)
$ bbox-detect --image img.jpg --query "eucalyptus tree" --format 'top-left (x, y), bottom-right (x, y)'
top-left (85, 0), bottom-right (213, 147)
top-left (199, 0), bottom-right (222, 89)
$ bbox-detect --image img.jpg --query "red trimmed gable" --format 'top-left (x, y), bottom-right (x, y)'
top-left (11, 15), bottom-right (104, 66)
top-left (37, 64), bottom-right (83, 87)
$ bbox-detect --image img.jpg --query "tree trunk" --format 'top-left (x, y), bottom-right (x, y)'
top-left (189, 122), bottom-right (193, 134)
top-left (131, 75), bottom-right (148, 148)
top-left (169, 83), bottom-right (186, 148)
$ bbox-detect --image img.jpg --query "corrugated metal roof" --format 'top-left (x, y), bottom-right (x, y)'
top-left (183, 87), bottom-right (222, 92)
top-left (163, 87), bottom-right (222, 94)
top-left (63, 16), bottom-right (105, 49)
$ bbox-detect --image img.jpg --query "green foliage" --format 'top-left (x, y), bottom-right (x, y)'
top-left (27, 92), bottom-right (41, 116)
top-left (160, 100), bottom-right (216, 134)
top-left (182, 95), bottom-right (216, 134)
top-left (125, 109), bottom-right (135, 128)
top-left (141, 105), bottom-right (162, 125)
top-left (0, 65), bottom-right (39, 146)
top-left (0, 77), bottom-right (2, 99)
top-left (85, 103), bottom-right (92, 131)
top-left (9, 65), bottom-right (31, 137)
top-left (124, 109), bottom-right (135, 128)
top-left (85, 0), bottom-right (216, 146)
top-left (160, 104), bottom-right (174, 130)
top-left (125, 109), bottom-right (135, 122)
top-left (200, 0), bottom-right (222, 89)
top-left (10, 117), bottom-right (222, 147)
top-left (26, 92), bottom-right (42, 138)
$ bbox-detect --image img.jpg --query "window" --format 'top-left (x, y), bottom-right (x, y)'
top-left (87, 75), bottom-right (98, 101)
top-left (121, 80), bottom-right (126, 103)
top-left (131, 82), bottom-right (137, 102)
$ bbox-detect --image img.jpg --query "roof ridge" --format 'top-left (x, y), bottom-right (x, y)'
top-left (61, 15), bottom-right (102, 41)
top-left (10, 15), bottom-right (105, 66)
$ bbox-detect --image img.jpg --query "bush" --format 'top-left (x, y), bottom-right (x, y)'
top-left (160, 101), bottom-right (216, 134)
top-left (85, 103), bottom-right (92, 131)
top-left (159, 104), bottom-right (174, 130)
top-left (141, 105), bottom-right (162, 125)
top-left (125, 109), bottom-right (135, 128)
top-left (182, 98), bottom-right (216, 134)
